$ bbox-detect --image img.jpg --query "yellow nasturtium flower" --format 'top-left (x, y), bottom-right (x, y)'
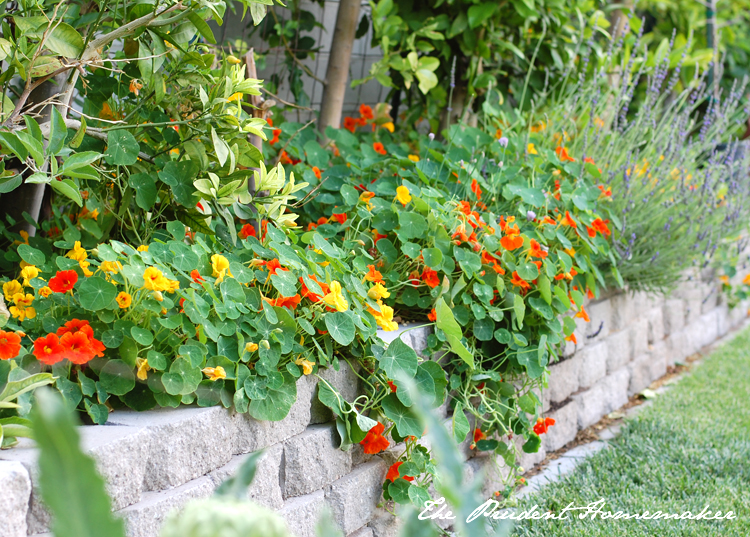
top-left (67, 241), bottom-right (88, 261)
top-left (368, 300), bottom-right (397, 331)
top-left (3, 280), bottom-right (22, 301)
top-left (10, 293), bottom-right (35, 321)
top-left (100, 260), bottom-right (123, 274)
top-left (38, 286), bottom-right (53, 298)
top-left (211, 254), bottom-right (233, 283)
top-left (527, 143), bottom-right (538, 155)
top-left (20, 265), bottom-right (39, 286)
top-left (202, 366), bottom-right (227, 381)
top-left (407, 154), bottom-right (420, 163)
top-left (137, 245), bottom-right (149, 252)
top-left (395, 185), bottom-right (412, 206)
top-left (116, 292), bottom-right (132, 309)
top-left (323, 281), bottom-right (348, 312)
top-left (79, 259), bottom-right (94, 277)
top-left (136, 358), bottom-right (151, 381)
top-left (245, 342), bottom-right (259, 353)
top-left (367, 283), bottom-right (390, 300)
top-left (143, 267), bottom-right (173, 292)
top-left (295, 357), bottom-right (315, 375)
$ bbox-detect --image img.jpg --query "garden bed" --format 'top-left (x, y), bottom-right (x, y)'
top-left (1, 276), bottom-right (744, 537)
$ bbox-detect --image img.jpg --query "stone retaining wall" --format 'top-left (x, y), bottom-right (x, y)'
top-left (0, 277), bottom-right (746, 537)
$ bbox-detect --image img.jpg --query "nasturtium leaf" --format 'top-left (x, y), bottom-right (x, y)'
top-left (378, 338), bottom-right (418, 380)
top-left (517, 393), bottom-right (536, 414)
top-left (512, 293), bottom-right (526, 328)
top-left (473, 317), bottom-right (495, 341)
top-left (129, 173), bottom-right (157, 211)
top-left (523, 433), bottom-right (542, 453)
top-left (516, 262), bottom-right (539, 281)
top-left (104, 130), bottom-right (139, 166)
top-left (78, 277), bottom-right (117, 311)
top-left (229, 262), bottom-right (254, 284)
top-left (248, 373), bottom-right (297, 421)
top-left (388, 478), bottom-right (412, 503)
top-left (435, 298), bottom-right (474, 368)
top-left (130, 327), bottom-right (154, 346)
top-left (563, 316), bottom-right (577, 336)
top-left (454, 247), bottom-right (481, 275)
top-left (422, 247), bottom-right (443, 269)
top-left (381, 394), bottom-right (422, 437)
top-left (99, 359), bottom-right (135, 396)
top-left (270, 270), bottom-right (297, 297)
top-left (452, 401), bottom-right (471, 443)
top-left (397, 212), bottom-right (428, 239)
top-left (146, 350), bottom-right (168, 371)
top-left (324, 312), bottom-right (356, 346)
top-left (408, 483), bottom-right (432, 509)
top-left (528, 297), bottom-right (554, 320)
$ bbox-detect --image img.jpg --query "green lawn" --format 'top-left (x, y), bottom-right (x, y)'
top-left (512, 327), bottom-right (750, 537)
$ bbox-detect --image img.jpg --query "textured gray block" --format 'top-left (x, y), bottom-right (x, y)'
top-left (208, 444), bottom-right (284, 509)
top-left (0, 461), bottom-right (31, 537)
top-left (547, 356), bottom-right (579, 404)
top-left (283, 424), bottom-right (352, 498)
top-left (630, 317), bottom-right (650, 357)
top-left (326, 460), bottom-right (387, 534)
top-left (662, 299), bottom-right (685, 335)
top-left (542, 400), bottom-right (579, 453)
top-left (278, 490), bottom-right (326, 537)
top-left (377, 325), bottom-right (431, 356)
top-left (665, 330), bottom-right (688, 366)
top-left (311, 361), bottom-right (360, 424)
top-left (609, 293), bottom-right (635, 332)
top-left (628, 352), bottom-right (666, 395)
top-left (107, 407), bottom-right (233, 492)
top-left (646, 307), bottom-right (665, 344)
top-left (233, 374), bottom-right (316, 455)
top-left (466, 457), bottom-right (511, 498)
top-left (697, 310), bottom-right (720, 349)
top-left (585, 298), bottom-right (612, 340)
top-left (349, 527), bottom-right (375, 537)
top-left (684, 298), bottom-right (702, 325)
top-left (605, 328), bottom-right (632, 373)
top-left (571, 367), bottom-right (630, 429)
top-left (368, 508), bottom-right (401, 537)
top-left (577, 341), bottom-right (607, 389)
top-left (562, 314), bottom-right (587, 357)
top-left (119, 477), bottom-right (215, 537)
top-left (716, 304), bottom-right (730, 337)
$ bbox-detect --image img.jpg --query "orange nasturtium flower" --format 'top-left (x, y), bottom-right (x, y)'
top-left (510, 271), bottom-right (530, 290)
top-left (575, 305), bottom-right (590, 322)
top-left (116, 292), bottom-right (132, 309)
top-left (360, 422), bottom-right (389, 454)
top-left (421, 267), bottom-right (440, 289)
top-left (470, 178), bottom-right (482, 199)
top-left (559, 211), bottom-right (577, 228)
top-left (373, 142), bottom-right (387, 155)
top-left (428, 308), bottom-right (437, 321)
top-left (312, 166), bottom-right (322, 179)
top-left (533, 417), bottom-right (556, 435)
top-left (586, 218), bottom-right (611, 238)
top-left (500, 233), bottom-right (524, 251)
top-left (364, 264), bottom-right (383, 283)
top-left (474, 428), bottom-right (487, 443)
top-left (330, 212), bottom-right (347, 225)
top-left (386, 461), bottom-right (414, 483)
top-left (395, 185), bottom-right (412, 206)
top-left (359, 104), bottom-right (374, 120)
top-left (0, 330), bottom-right (22, 360)
top-left (529, 239), bottom-right (548, 259)
top-left (33, 333), bottom-right (65, 365)
top-left (555, 146), bottom-right (576, 162)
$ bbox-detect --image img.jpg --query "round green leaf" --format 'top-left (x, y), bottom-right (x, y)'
top-left (17, 244), bottom-right (45, 266)
top-left (147, 350), bottom-right (168, 371)
top-left (101, 329), bottom-right (124, 349)
top-left (248, 373), bottom-right (297, 421)
top-left (324, 312), bottom-right (356, 346)
top-left (130, 327), bottom-right (154, 346)
top-left (99, 359), bottom-right (135, 396)
top-left (104, 130), bottom-right (140, 166)
top-left (78, 277), bottom-right (117, 311)
top-left (381, 394), bottom-right (422, 437)
top-left (378, 338), bottom-right (418, 380)
top-left (422, 248), bottom-right (443, 269)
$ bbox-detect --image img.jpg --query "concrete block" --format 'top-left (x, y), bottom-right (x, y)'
top-left (107, 407), bottom-right (233, 492)
top-left (368, 508), bottom-right (401, 537)
top-left (326, 460), bottom-right (388, 534)
top-left (646, 307), bottom-right (665, 344)
top-left (278, 490), bottom-right (326, 537)
top-left (377, 325), bottom-right (431, 357)
top-left (716, 303), bottom-right (730, 337)
top-left (562, 315), bottom-right (587, 357)
top-left (696, 310), bottom-right (720, 349)
top-left (662, 299), bottom-right (685, 335)
top-left (684, 298), bottom-right (702, 325)
top-left (208, 444), bottom-right (284, 509)
top-left (283, 425), bottom-right (352, 498)
top-left (609, 293), bottom-right (635, 332)
top-left (0, 461), bottom-right (31, 537)
top-left (577, 341), bottom-right (607, 389)
top-left (120, 477), bottom-right (215, 537)
top-left (542, 400), bottom-right (579, 453)
top-left (605, 328), bottom-right (632, 373)
top-left (232, 374), bottom-right (315, 455)
top-left (311, 361), bottom-right (360, 424)
top-left (630, 317), bottom-right (650, 357)
top-left (584, 298), bottom-right (612, 340)
top-left (349, 527), bottom-right (375, 537)
top-left (547, 357), bottom-right (579, 404)
top-left (700, 284), bottom-right (720, 314)
top-left (665, 330), bottom-right (688, 366)
top-left (466, 457), bottom-right (511, 498)
top-left (649, 340), bottom-right (671, 372)
top-left (571, 367), bottom-right (630, 429)
top-left (628, 352), bottom-right (666, 395)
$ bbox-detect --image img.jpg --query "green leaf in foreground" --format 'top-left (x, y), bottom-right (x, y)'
top-left (31, 389), bottom-right (126, 537)
top-left (435, 297), bottom-right (474, 368)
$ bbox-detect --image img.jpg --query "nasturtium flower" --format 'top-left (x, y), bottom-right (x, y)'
top-left (575, 305), bottom-right (590, 322)
top-left (323, 281), bottom-right (348, 312)
top-left (510, 271), bottom-right (530, 291)
top-left (79, 259), bottom-right (94, 277)
top-left (136, 358), bottom-right (151, 381)
top-left (3, 280), bottom-right (22, 301)
top-left (263, 294), bottom-right (302, 310)
top-left (359, 191), bottom-right (375, 210)
top-left (295, 356), bottom-right (315, 375)
top-left (137, 245), bottom-right (149, 252)
top-left (312, 166), bottom-right (322, 179)
top-left (129, 79), bottom-right (143, 96)
top-left (359, 104), bottom-right (374, 120)
top-left (373, 142), bottom-right (387, 155)
top-left (190, 270), bottom-right (205, 284)
top-left (555, 146), bottom-right (576, 162)
top-left (10, 293), bottom-right (35, 321)
top-left (743, 274), bottom-right (750, 286)
top-left (364, 264), bottom-right (383, 283)
top-left (66, 241), bottom-right (87, 261)
top-left (300, 275), bottom-right (329, 303)
top-left (421, 267), bottom-right (440, 289)
top-left (100, 260), bottom-right (122, 274)
top-left (407, 154), bottom-right (420, 163)
top-left (428, 308), bottom-right (437, 322)
top-left (143, 267), bottom-right (173, 292)
top-left (60, 331), bottom-right (95, 365)
top-left (37, 286), bottom-right (53, 298)
top-left (533, 417), bottom-right (556, 435)
top-left (245, 342), bottom-right (259, 353)
top-left (360, 422), bottom-right (389, 454)
top-left (330, 213), bottom-right (347, 225)
top-left (343, 116), bottom-right (358, 133)
top-left (565, 333), bottom-right (577, 345)
top-left (386, 461), bottom-right (414, 483)
top-left (202, 366), bottom-right (226, 381)
top-left (0, 330), bottom-right (22, 360)
top-left (500, 234), bottom-right (524, 251)
top-left (211, 254), bottom-right (232, 283)
top-left (470, 178), bottom-right (482, 199)
top-left (381, 121), bottom-right (395, 133)
top-left (367, 283), bottom-right (390, 300)
top-left (395, 185), bottom-right (412, 206)
top-left (559, 211), bottom-right (577, 228)
top-left (32, 333), bottom-right (65, 366)
top-left (529, 239), bottom-right (548, 259)
top-left (368, 300), bottom-right (397, 331)
top-left (527, 143), bottom-right (538, 155)
top-left (20, 265), bottom-right (39, 286)
top-left (116, 292), bottom-right (132, 309)
top-left (48, 270), bottom-right (78, 293)
top-left (239, 223), bottom-right (257, 239)
top-left (586, 218), bottom-right (611, 238)
top-left (227, 92), bottom-right (243, 102)
top-left (474, 428), bottom-right (487, 443)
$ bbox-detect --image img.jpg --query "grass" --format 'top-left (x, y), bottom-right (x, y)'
top-left (511, 327), bottom-right (750, 537)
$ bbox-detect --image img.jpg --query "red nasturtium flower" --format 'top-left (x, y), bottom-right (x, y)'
top-left (0, 330), bottom-right (22, 360)
top-left (359, 104), bottom-right (374, 120)
top-left (373, 142), bottom-right (387, 155)
top-left (190, 270), bottom-right (205, 283)
top-left (33, 333), bottom-right (66, 366)
top-left (330, 212), bottom-right (347, 225)
top-left (48, 270), bottom-right (78, 293)
top-left (474, 428), bottom-right (487, 443)
top-left (372, 230), bottom-right (388, 245)
top-left (421, 267), bottom-right (440, 288)
top-left (386, 461), bottom-right (414, 483)
top-left (510, 271), bottom-right (530, 290)
top-left (263, 294), bottom-right (302, 310)
top-left (587, 218), bottom-right (611, 238)
top-left (533, 417), bottom-right (556, 435)
top-left (312, 166), bottom-right (322, 179)
top-left (300, 275), bottom-right (329, 303)
top-left (360, 422), bottom-right (389, 454)
top-left (343, 116), bottom-right (358, 133)
top-left (555, 146), bottom-right (576, 162)
top-left (269, 128), bottom-right (282, 145)
top-left (387, 381), bottom-right (397, 393)
top-left (427, 308), bottom-right (437, 322)
top-left (239, 223), bottom-right (256, 239)
top-left (56, 319), bottom-right (105, 364)
top-left (529, 239), bottom-right (548, 259)
top-left (265, 259), bottom-right (287, 277)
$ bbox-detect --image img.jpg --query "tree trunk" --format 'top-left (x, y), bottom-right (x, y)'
top-left (0, 72), bottom-right (68, 237)
top-left (318, 0), bottom-right (361, 139)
